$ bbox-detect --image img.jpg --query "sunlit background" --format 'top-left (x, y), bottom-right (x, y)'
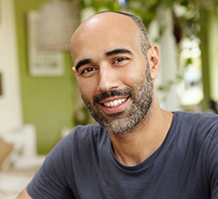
top-left (0, 0), bottom-right (218, 197)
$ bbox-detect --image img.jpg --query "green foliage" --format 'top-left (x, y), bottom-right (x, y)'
top-left (81, 0), bottom-right (121, 12)
top-left (79, 0), bottom-right (218, 101)
top-left (81, 0), bottom-right (218, 36)
top-left (158, 73), bottom-right (184, 92)
top-left (185, 58), bottom-right (193, 66)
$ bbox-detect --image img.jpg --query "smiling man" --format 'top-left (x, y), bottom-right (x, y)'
top-left (18, 12), bottom-right (218, 199)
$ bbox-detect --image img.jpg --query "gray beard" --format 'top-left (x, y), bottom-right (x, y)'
top-left (81, 66), bottom-right (154, 134)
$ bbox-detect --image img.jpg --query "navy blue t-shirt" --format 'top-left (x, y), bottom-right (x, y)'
top-left (27, 111), bottom-right (218, 198)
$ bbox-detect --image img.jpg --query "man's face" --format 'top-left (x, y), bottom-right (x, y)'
top-left (81, 62), bottom-right (153, 133)
top-left (71, 13), bottom-right (154, 134)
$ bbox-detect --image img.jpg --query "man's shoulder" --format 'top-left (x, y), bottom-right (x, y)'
top-left (57, 123), bottom-right (109, 150)
top-left (74, 123), bottom-right (104, 133)
top-left (45, 123), bottom-right (109, 164)
top-left (174, 111), bottom-right (218, 142)
top-left (69, 123), bottom-right (108, 140)
top-left (175, 111), bottom-right (218, 124)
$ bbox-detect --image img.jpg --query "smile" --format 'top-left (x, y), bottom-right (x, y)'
top-left (103, 98), bottom-right (127, 107)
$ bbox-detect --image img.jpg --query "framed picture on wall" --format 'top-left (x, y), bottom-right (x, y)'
top-left (27, 11), bottom-right (64, 77)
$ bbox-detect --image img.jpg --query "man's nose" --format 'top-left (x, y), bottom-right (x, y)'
top-left (97, 65), bottom-right (120, 92)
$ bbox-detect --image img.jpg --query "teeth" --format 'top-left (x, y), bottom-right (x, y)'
top-left (103, 98), bottom-right (126, 107)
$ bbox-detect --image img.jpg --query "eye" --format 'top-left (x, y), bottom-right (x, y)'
top-left (79, 67), bottom-right (97, 77)
top-left (82, 67), bottom-right (96, 74)
top-left (114, 57), bottom-right (126, 64)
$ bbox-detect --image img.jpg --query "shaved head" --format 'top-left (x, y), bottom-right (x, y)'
top-left (95, 11), bottom-right (151, 56)
top-left (71, 11), bottom-right (151, 61)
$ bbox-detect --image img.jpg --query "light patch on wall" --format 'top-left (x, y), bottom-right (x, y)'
top-left (0, 73), bottom-right (2, 96)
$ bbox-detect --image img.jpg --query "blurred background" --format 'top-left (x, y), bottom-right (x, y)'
top-left (0, 1), bottom-right (218, 195)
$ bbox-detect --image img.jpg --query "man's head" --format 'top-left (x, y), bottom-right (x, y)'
top-left (71, 11), bottom-right (160, 134)
top-left (107, 12), bottom-right (151, 58)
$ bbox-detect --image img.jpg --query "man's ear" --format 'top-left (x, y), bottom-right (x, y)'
top-left (147, 45), bottom-right (160, 80)
top-left (72, 67), bottom-right (79, 82)
top-left (72, 67), bottom-right (77, 74)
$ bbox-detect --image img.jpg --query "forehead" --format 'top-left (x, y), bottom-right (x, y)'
top-left (70, 13), bottom-right (141, 62)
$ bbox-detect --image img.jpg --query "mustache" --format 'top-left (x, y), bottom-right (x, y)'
top-left (93, 88), bottom-right (133, 104)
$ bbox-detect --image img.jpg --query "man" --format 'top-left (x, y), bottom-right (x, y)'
top-left (18, 11), bottom-right (218, 199)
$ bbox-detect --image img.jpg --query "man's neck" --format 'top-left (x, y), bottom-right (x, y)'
top-left (108, 108), bottom-right (173, 167)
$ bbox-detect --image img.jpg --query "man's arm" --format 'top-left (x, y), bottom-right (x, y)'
top-left (17, 189), bottom-right (32, 199)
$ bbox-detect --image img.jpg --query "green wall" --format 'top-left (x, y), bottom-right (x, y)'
top-left (208, 12), bottom-right (218, 102)
top-left (14, 0), bottom-right (77, 154)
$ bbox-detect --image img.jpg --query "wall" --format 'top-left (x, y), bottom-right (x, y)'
top-left (0, 0), bottom-right (22, 132)
top-left (14, 0), bottom-right (77, 154)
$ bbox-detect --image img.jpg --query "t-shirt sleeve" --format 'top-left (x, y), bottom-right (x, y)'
top-left (26, 133), bottom-right (75, 199)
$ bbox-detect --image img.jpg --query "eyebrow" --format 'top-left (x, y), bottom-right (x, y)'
top-left (105, 48), bottom-right (133, 57)
top-left (75, 48), bottom-right (133, 71)
top-left (75, 58), bottom-right (93, 71)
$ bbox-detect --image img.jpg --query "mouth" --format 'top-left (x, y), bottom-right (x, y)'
top-left (99, 96), bottom-right (130, 114)
top-left (102, 97), bottom-right (128, 108)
